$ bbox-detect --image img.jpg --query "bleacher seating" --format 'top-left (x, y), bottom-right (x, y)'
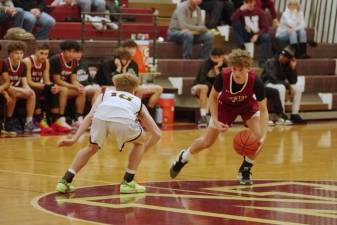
top-left (1, 0), bottom-right (337, 124)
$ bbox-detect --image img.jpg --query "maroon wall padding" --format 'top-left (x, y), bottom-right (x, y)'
top-left (50, 6), bottom-right (81, 22)
top-left (49, 22), bottom-right (167, 40)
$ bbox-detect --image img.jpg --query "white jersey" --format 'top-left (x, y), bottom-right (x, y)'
top-left (94, 89), bottom-right (142, 122)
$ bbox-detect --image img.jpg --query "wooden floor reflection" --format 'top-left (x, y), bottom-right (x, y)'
top-left (1, 122), bottom-right (337, 225)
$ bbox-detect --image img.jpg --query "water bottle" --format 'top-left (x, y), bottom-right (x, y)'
top-left (155, 107), bottom-right (163, 124)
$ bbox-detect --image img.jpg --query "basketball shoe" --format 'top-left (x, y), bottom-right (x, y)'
top-left (120, 181), bottom-right (146, 194)
top-left (38, 119), bottom-right (53, 134)
top-left (170, 149), bottom-right (188, 178)
top-left (238, 161), bottom-right (253, 185)
top-left (51, 117), bottom-right (72, 133)
top-left (56, 179), bottom-right (75, 193)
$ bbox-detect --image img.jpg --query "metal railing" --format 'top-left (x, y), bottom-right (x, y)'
top-left (79, 10), bottom-right (159, 62)
top-left (275, 0), bottom-right (337, 43)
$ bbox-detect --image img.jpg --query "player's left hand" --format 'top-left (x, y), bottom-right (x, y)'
top-left (214, 120), bottom-right (229, 132)
top-left (58, 137), bottom-right (76, 147)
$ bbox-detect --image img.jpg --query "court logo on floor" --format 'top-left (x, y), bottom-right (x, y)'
top-left (33, 180), bottom-right (337, 225)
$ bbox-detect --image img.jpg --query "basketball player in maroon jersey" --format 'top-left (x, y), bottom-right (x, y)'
top-left (3, 41), bottom-right (36, 134)
top-left (170, 49), bottom-right (269, 185)
top-left (0, 55), bottom-right (15, 136)
top-left (24, 43), bottom-right (71, 133)
top-left (49, 41), bottom-right (85, 127)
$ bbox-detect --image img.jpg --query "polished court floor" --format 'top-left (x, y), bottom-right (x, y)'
top-left (1, 122), bottom-right (337, 225)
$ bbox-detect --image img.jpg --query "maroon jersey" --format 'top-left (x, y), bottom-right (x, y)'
top-left (29, 55), bottom-right (46, 83)
top-left (217, 68), bottom-right (259, 125)
top-left (4, 58), bottom-right (26, 87)
top-left (57, 53), bottom-right (76, 82)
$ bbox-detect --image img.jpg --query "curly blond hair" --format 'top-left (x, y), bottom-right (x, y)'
top-left (228, 49), bottom-right (252, 67)
top-left (113, 73), bottom-right (140, 93)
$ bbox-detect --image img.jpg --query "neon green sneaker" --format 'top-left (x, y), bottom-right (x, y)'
top-left (120, 181), bottom-right (146, 194)
top-left (56, 179), bottom-right (75, 193)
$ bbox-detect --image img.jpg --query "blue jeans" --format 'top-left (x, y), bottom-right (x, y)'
top-left (232, 21), bottom-right (271, 60)
top-left (276, 29), bottom-right (307, 44)
top-left (23, 11), bottom-right (55, 40)
top-left (77, 0), bottom-right (106, 13)
top-left (167, 30), bottom-right (213, 59)
top-left (0, 7), bottom-right (24, 28)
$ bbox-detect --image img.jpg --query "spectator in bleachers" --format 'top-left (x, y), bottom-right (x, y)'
top-left (190, 0), bottom-right (234, 28)
top-left (167, 0), bottom-right (213, 59)
top-left (13, 0), bottom-right (55, 40)
top-left (51, 0), bottom-right (117, 31)
top-left (122, 40), bottom-right (163, 113)
top-left (261, 46), bottom-right (305, 124)
top-left (74, 48), bottom-right (101, 105)
top-left (275, 0), bottom-right (310, 59)
top-left (24, 43), bottom-right (71, 133)
top-left (232, 0), bottom-right (279, 27)
top-left (231, 0), bottom-right (271, 66)
top-left (49, 40), bottom-right (85, 127)
top-left (0, 0), bottom-right (25, 29)
top-left (51, 0), bottom-right (106, 14)
top-left (95, 47), bottom-right (138, 86)
top-left (3, 41), bottom-right (37, 133)
top-left (191, 47), bottom-right (227, 127)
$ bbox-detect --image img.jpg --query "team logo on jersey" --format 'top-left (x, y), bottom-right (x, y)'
top-left (33, 180), bottom-right (337, 225)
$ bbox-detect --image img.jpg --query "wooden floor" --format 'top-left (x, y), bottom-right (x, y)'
top-left (1, 122), bottom-right (337, 225)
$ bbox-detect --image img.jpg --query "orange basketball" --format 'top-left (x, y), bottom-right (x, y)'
top-left (233, 130), bottom-right (262, 159)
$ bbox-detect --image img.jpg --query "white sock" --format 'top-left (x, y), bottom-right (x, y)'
top-left (200, 108), bottom-right (207, 117)
top-left (126, 168), bottom-right (136, 174)
top-left (182, 148), bottom-right (191, 162)
top-left (68, 168), bottom-right (76, 175)
top-left (244, 156), bottom-right (254, 164)
top-left (26, 117), bottom-right (33, 123)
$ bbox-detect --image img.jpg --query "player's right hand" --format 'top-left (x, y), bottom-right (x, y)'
top-left (214, 120), bottom-right (229, 132)
top-left (58, 138), bottom-right (76, 147)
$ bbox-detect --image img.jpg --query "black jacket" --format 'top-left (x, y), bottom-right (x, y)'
top-left (13, 0), bottom-right (46, 11)
top-left (261, 57), bottom-right (297, 90)
top-left (193, 58), bottom-right (227, 87)
top-left (95, 58), bottom-right (138, 86)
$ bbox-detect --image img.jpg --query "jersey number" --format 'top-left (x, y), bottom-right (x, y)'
top-left (111, 92), bottom-right (133, 102)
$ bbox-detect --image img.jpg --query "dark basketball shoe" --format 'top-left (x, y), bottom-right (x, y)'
top-left (170, 150), bottom-right (188, 178)
top-left (290, 114), bottom-right (306, 124)
top-left (238, 166), bottom-right (253, 185)
top-left (198, 116), bottom-right (208, 128)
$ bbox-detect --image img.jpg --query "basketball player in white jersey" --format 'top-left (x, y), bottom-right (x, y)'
top-left (56, 73), bottom-right (161, 194)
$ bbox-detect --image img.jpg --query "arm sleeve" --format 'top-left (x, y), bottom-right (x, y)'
top-left (231, 8), bottom-right (243, 22)
top-left (213, 74), bottom-right (223, 92)
top-left (286, 67), bottom-right (298, 85)
top-left (258, 10), bottom-right (269, 34)
top-left (193, 60), bottom-right (211, 85)
top-left (253, 76), bottom-right (266, 101)
top-left (49, 57), bottom-right (61, 76)
top-left (266, 0), bottom-right (277, 19)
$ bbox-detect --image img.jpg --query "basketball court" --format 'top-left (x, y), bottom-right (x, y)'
top-left (1, 122), bottom-right (337, 225)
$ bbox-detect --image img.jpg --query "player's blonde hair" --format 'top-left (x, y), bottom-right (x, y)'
top-left (228, 49), bottom-right (252, 68)
top-left (113, 73), bottom-right (140, 93)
